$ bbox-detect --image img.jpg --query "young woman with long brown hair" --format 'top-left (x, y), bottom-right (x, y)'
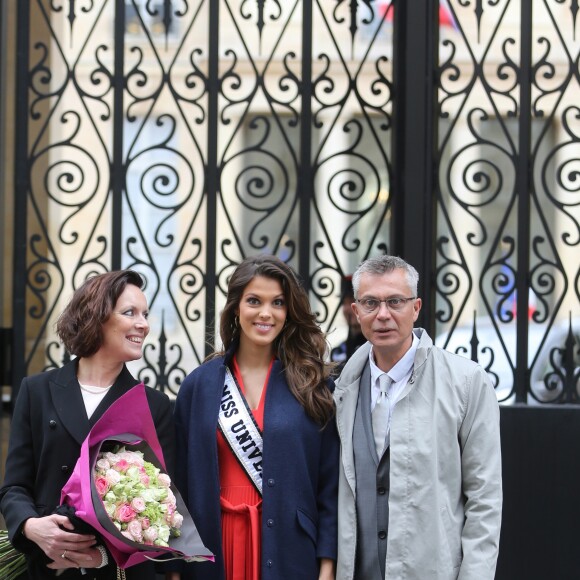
top-left (171, 255), bottom-right (339, 580)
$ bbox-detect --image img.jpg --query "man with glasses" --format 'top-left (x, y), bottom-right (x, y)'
top-left (334, 255), bottom-right (502, 580)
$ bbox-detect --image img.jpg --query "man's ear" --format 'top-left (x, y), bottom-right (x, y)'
top-left (413, 297), bottom-right (422, 321)
top-left (351, 301), bottom-right (361, 323)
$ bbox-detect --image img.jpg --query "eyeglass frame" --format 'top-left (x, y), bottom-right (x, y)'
top-left (356, 296), bottom-right (417, 314)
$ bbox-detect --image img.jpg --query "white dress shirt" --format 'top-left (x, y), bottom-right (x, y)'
top-left (369, 332), bottom-right (419, 419)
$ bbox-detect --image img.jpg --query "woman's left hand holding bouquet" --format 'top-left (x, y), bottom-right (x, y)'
top-left (23, 514), bottom-right (102, 570)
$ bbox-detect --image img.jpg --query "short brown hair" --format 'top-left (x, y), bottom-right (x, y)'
top-left (56, 270), bottom-right (145, 357)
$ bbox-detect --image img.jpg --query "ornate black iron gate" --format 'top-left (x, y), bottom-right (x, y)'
top-left (7, 0), bottom-right (580, 405)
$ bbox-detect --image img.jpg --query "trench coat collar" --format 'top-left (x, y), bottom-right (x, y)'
top-left (333, 341), bottom-right (371, 496)
top-left (49, 359), bottom-right (139, 445)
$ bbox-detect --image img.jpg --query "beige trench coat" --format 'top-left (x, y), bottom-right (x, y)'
top-left (334, 328), bottom-right (502, 580)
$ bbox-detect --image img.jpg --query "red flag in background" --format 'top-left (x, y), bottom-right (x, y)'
top-left (380, 0), bottom-right (458, 30)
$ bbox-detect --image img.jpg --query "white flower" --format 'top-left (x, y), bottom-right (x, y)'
top-left (125, 466), bottom-right (142, 480)
top-left (157, 473), bottom-right (171, 487)
top-left (157, 524), bottom-right (171, 544)
top-left (162, 489), bottom-right (176, 506)
top-left (104, 501), bottom-right (116, 518)
top-left (96, 458), bottom-right (111, 471)
top-left (171, 513), bottom-right (184, 529)
top-left (105, 468), bottom-right (122, 486)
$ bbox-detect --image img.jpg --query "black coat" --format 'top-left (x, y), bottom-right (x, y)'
top-left (0, 360), bottom-right (176, 580)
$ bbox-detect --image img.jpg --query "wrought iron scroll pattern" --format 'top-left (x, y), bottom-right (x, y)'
top-left (121, 0), bottom-right (206, 392)
top-left (216, 0), bottom-right (300, 273)
top-left (437, 0), bottom-right (580, 403)
top-left (526, 0), bottom-right (580, 403)
top-left (309, 0), bottom-right (393, 329)
top-left (27, 0), bottom-right (114, 372)
top-left (437, 1), bottom-right (523, 400)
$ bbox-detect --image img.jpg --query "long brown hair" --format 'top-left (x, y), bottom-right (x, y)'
top-left (218, 255), bottom-right (334, 425)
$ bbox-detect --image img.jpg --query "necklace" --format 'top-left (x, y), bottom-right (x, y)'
top-left (79, 383), bottom-right (113, 395)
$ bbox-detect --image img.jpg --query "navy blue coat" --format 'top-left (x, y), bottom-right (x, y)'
top-left (174, 353), bottom-right (339, 579)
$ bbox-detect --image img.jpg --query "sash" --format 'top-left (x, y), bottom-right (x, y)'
top-left (218, 367), bottom-right (264, 495)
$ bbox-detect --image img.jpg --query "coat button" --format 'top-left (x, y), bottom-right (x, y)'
top-left (266, 559), bottom-right (272, 567)
top-left (61, 465), bottom-right (69, 473)
top-left (377, 486), bottom-right (386, 495)
top-left (49, 420), bottom-right (57, 429)
top-left (266, 519), bottom-right (274, 527)
top-left (267, 478), bottom-right (275, 487)
top-left (378, 530), bottom-right (387, 539)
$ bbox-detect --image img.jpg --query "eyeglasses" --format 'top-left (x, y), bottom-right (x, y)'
top-left (356, 296), bottom-right (416, 314)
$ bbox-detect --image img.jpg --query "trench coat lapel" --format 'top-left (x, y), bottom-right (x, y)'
top-left (334, 379), bottom-right (360, 496)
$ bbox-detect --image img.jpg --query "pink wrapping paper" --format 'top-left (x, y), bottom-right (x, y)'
top-left (60, 383), bottom-right (213, 569)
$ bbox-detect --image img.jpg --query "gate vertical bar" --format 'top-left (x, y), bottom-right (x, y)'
top-left (111, 0), bottom-right (126, 270)
top-left (392, 0), bottom-right (437, 331)
top-left (299, 0), bottom-right (313, 286)
top-left (205, 0), bottom-right (219, 357)
top-left (515, 1), bottom-right (532, 402)
top-left (11, 0), bottom-right (30, 396)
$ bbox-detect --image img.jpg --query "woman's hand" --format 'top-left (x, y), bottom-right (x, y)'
top-left (23, 514), bottom-right (97, 568)
top-left (319, 557), bottom-right (335, 580)
top-left (46, 545), bottom-right (106, 571)
top-left (165, 573), bottom-right (181, 580)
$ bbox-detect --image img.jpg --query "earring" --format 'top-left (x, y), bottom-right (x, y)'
top-left (234, 316), bottom-right (239, 328)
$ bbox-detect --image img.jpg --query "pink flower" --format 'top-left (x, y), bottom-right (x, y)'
top-left (94, 476), bottom-right (109, 497)
top-left (127, 519), bottom-right (143, 542)
top-left (140, 474), bottom-right (150, 486)
top-left (114, 459), bottom-right (130, 472)
top-left (119, 450), bottom-right (144, 466)
top-left (130, 497), bottom-right (146, 512)
top-left (115, 503), bottom-right (137, 523)
top-left (139, 517), bottom-right (150, 530)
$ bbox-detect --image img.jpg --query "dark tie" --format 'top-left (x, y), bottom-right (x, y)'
top-left (372, 374), bottom-right (392, 455)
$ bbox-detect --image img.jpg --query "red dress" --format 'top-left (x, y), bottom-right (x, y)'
top-left (217, 357), bottom-right (273, 580)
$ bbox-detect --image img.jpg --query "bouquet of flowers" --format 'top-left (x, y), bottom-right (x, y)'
top-left (94, 446), bottom-right (184, 547)
top-left (0, 530), bottom-right (26, 580)
top-left (60, 383), bottom-right (213, 569)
